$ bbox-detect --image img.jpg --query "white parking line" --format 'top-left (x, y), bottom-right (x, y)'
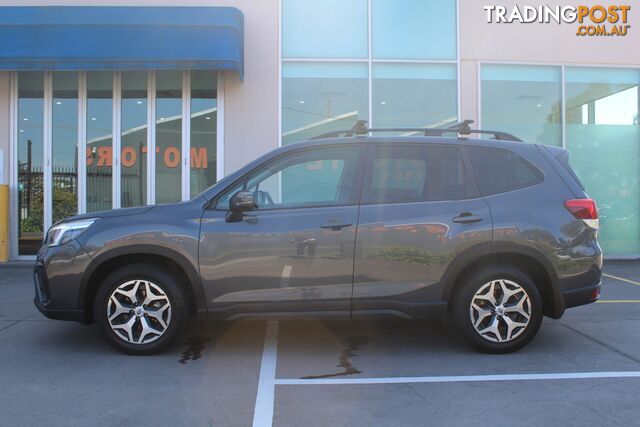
top-left (603, 273), bottom-right (640, 287)
top-left (275, 371), bottom-right (640, 386)
top-left (252, 321), bottom-right (279, 427)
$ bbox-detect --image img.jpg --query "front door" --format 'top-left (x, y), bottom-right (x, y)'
top-left (199, 144), bottom-right (364, 316)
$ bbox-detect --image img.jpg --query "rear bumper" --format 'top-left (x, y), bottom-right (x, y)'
top-left (562, 281), bottom-right (601, 309)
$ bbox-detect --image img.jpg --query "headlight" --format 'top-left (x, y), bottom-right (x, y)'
top-left (45, 219), bottom-right (98, 247)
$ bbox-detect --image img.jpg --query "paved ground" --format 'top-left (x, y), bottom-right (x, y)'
top-left (1, 261), bottom-right (639, 426)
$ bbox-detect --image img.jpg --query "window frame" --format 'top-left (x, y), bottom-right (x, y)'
top-left (211, 143), bottom-right (366, 212)
top-left (359, 142), bottom-right (480, 206)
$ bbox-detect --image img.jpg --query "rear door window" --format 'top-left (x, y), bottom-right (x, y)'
top-left (469, 146), bottom-right (543, 196)
top-left (363, 144), bottom-right (479, 204)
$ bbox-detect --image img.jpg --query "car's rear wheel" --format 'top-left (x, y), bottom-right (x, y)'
top-left (94, 263), bottom-right (188, 355)
top-left (453, 266), bottom-right (543, 353)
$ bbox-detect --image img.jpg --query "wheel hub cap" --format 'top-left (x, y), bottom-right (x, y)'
top-left (107, 279), bottom-right (172, 345)
top-left (469, 279), bottom-right (532, 343)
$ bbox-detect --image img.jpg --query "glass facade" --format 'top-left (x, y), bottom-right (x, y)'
top-left (86, 71), bottom-right (113, 213)
top-left (372, 0), bottom-right (456, 60)
top-left (190, 70), bottom-right (218, 197)
top-left (481, 65), bottom-right (562, 146)
top-left (121, 71), bottom-right (148, 208)
top-left (373, 64), bottom-right (457, 129)
top-left (17, 72), bottom-right (44, 255)
top-left (281, 0), bottom-right (458, 145)
top-left (481, 64), bottom-right (640, 256)
top-left (282, 0), bottom-right (367, 59)
top-left (282, 63), bottom-right (368, 144)
top-left (51, 72), bottom-right (79, 224)
top-left (14, 70), bottom-right (218, 256)
top-left (565, 68), bottom-right (639, 256)
top-left (156, 71), bottom-right (183, 205)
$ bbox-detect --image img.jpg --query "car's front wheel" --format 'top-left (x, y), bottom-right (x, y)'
top-left (94, 264), bottom-right (188, 355)
top-left (453, 266), bottom-right (543, 353)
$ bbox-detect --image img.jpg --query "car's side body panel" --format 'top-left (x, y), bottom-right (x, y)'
top-left (33, 136), bottom-right (602, 327)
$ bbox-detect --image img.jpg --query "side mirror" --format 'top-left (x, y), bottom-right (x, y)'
top-left (229, 190), bottom-right (256, 212)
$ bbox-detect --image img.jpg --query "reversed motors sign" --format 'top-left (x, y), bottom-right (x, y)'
top-left (483, 4), bottom-right (631, 36)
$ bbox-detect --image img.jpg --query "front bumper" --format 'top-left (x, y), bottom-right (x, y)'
top-left (33, 242), bottom-right (93, 323)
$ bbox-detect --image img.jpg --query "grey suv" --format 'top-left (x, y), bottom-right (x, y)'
top-left (34, 124), bottom-right (602, 355)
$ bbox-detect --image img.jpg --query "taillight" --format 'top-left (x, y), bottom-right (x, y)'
top-left (564, 198), bottom-right (599, 229)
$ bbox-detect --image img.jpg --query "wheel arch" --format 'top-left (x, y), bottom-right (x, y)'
top-left (441, 243), bottom-right (564, 318)
top-left (79, 245), bottom-right (206, 323)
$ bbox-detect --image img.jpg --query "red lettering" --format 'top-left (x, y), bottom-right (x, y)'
top-left (86, 147), bottom-right (93, 167)
top-left (164, 147), bottom-right (180, 168)
top-left (121, 147), bottom-right (136, 167)
top-left (190, 147), bottom-right (208, 169)
top-left (97, 147), bottom-right (112, 167)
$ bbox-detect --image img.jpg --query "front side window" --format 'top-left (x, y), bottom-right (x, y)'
top-left (216, 146), bottom-right (362, 210)
top-left (469, 146), bottom-right (543, 196)
top-left (364, 144), bottom-right (477, 204)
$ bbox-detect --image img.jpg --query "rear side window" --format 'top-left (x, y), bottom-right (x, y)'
top-left (364, 144), bottom-right (478, 204)
top-left (469, 146), bottom-right (543, 196)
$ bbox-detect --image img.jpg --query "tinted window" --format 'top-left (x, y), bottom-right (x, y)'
top-left (364, 144), bottom-right (478, 204)
top-left (216, 146), bottom-right (362, 210)
top-left (469, 146), bottom-right (543, 195)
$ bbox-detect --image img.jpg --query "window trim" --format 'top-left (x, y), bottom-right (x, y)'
top-left (359, 142), bottom-right (480, 206)
top-left (210, 143), bottom-right (366, 212)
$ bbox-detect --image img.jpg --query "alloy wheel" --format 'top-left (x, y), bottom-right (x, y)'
top-left (469, 279), bottom-right (531, 343)
top-left (106, 279), bottom-right (172, 344)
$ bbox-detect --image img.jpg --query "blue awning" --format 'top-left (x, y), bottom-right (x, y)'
top-left (0, 6), bottom-right (244, 78)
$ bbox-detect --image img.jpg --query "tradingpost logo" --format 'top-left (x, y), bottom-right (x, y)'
top-left (483, 4), bottom-right (631, 36)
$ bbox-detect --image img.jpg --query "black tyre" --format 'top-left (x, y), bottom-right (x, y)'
top-left (452, 266), bottom-right (543, 354)
top-left (94, 263), bottom-right (189, 355)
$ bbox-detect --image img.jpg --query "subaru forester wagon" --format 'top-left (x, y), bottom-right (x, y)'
top-left (34, 123), bottom-right (602, 355)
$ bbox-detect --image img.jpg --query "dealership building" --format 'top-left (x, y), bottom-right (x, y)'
top-left (0, 0), bottom-right (638, 259)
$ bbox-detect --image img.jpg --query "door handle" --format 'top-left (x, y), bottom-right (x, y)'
top-left (452, 213), bottom-right (483, 224)
top-left (321, 221), bottom-right (353, 231)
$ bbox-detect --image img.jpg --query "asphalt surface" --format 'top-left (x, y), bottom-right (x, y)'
top-left (1, 261), bottom-right (639, 426)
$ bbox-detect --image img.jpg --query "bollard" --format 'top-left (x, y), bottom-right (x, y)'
top-left (0, 184), bottom-right (8, 262)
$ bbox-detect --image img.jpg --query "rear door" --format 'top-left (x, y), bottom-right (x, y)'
top-left (352, 143), bottom-right (492, 315)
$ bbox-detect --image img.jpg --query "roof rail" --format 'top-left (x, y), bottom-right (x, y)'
top-left (309, 120), bottom-right (523, 142)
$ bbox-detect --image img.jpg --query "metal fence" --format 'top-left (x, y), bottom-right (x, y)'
top-left (18, 165), bottom-right (146, 230)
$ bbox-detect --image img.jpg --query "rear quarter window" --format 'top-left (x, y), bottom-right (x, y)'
top-left (469, 146), bottom-right (543, 196)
